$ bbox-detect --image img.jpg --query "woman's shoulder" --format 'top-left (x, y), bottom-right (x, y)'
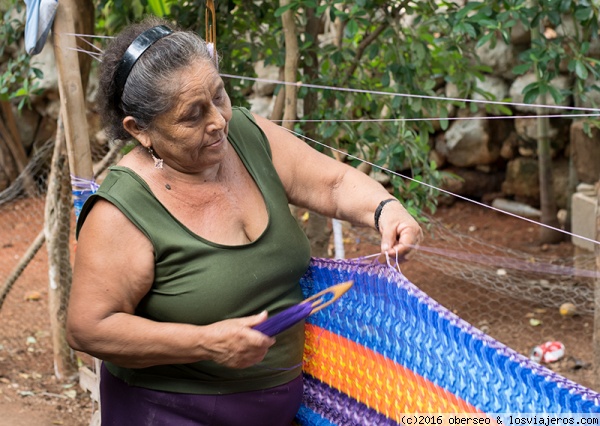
top-left (228, 107), bottom-right (271, 155)
top-left (230, 106), bottom-right (257, 126)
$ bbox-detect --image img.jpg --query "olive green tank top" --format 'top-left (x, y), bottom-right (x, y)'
top-left (77, 107), bottom-right (312, 394)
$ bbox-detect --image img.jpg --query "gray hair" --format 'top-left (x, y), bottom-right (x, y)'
top-left (98, 18), bottom-right (217, 141)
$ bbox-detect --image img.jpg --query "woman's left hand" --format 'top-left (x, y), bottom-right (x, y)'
top-left (377, 201), bottom-right (423, 258)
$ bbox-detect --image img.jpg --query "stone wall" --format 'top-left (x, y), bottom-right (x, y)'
top-left (249, 30), bottom-right (600, 215)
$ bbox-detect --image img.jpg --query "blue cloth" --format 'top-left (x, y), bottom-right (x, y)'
top-left (24, 0), bottom-right (58, 55)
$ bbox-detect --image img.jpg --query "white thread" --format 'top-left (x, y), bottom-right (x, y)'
top-left (70, 175), bottom-right (99, 191)
top-left (73, 35), bottom-right (104, 52)
top-left (55, 34), bottom-right (600, 247)
top-left (332, 218), bottom-right (345, 259)
top-left (384, 249), bottom-right (402, 274)
top-left (272, 113), bottom-right (599, 123)
top-left (220, 73), bottom-right (600, 113)
top-left (66, 47), bottom-right (103, 60)
top-left (54, 34), bottom-right (600, 114)
top-left (60, 32), bottom-right (115, 39)
top-left (284, 127), bottom-right (600, 247)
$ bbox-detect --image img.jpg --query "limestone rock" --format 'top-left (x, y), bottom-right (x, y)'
top-left (570, 120), bottom-right (600, 184)
top-left (475, 38), bottom-right (525, 79)
top-left (502, 157), bottom-right (540, 204)
top-left (443, 115), bottom-right (511, 168)
top-left (502, 157), bottom-right (569, 208)
top-left (513, 117), bottom-right (568, 158)
top-left (441, 167), bottom-right (505, 200)
top-left (500, 132), bottom-right (519, 160)
top-left (509, 73), bottom-right (572, 113)
top-left (472, 75), bottom-right (509, 105)
top-left (578, 75), bottom-right (600, 109)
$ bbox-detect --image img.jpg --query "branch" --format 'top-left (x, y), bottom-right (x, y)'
top-left (341, 3), bottom-right (405, 86)
top-left (280, 0), bottom-right (299, 130)
top-left (343, 21), bottom-right (388, 85)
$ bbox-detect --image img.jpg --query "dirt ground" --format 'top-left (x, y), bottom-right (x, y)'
top-left (0, 198), bottom-right (597, 425)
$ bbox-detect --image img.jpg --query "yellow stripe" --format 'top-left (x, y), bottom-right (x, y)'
top-left (303, 324), bottom-right (482, 421)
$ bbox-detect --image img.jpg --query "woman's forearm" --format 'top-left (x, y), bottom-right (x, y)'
top-left (67, 311), bottom-right (274, 369)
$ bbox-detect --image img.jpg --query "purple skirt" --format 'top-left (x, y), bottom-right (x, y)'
top-left (100, 363), bottom-right (303, 426)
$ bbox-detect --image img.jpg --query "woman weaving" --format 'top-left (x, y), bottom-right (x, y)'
top-left (66, 18), bottom-right (422, 425)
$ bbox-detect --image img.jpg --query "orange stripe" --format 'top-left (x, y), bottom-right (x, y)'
top-left (303, 324), bottom-right (482, 421)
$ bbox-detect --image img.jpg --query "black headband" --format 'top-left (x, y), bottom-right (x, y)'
top-left (114, 25), bottom-right (174, 106)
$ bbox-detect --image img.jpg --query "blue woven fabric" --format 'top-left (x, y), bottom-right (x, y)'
top-left (297, 258), bottom-right (600, 425)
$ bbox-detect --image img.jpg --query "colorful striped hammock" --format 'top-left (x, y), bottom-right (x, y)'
top-left (296, 258), bottom-right (600, 425)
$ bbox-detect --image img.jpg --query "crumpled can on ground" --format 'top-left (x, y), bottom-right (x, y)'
top-left (530, 341), bottom-right (565, 364)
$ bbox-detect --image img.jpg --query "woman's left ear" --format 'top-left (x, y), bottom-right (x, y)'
top-left (123, 116), bottom-right (150, 148)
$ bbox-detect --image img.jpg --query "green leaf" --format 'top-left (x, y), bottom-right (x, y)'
top-left (575, 60), bottom-right (589, 80)
top-left (574, 6), bottom-right (593, 22)
top-left (381, 72), bottom-right (390, 87)
top-left (523, 87), bottom-right (540, 104)
top-left (439, 107), bottom-right (449, 131)
top-left (475, 32), bottom-right (495, 49)
top-left (146, 0), bottom-right (170, 16)
top-left (345, 19), bottom-right (359, 38)
top-left (456, 2), bottom-right (481, 20)
top-left (559, 0), bottom-right (573, 12)
top-left (512, 63), bottom-right (531, 75)
top-left (32, 68), bottom-right (44, 79)
top-left (463, 22), bottom-right (477, 38)
top-left (581, 41), bottom-right (590, 55)
top-left (547, 85), bottom-right (563, 104)
top-left (410, 97), bottom-right (422, 113)
top-left (316, 4), bottom-right (328, 15)
top-left (546, 11), bottom-right (561, 26)
top-left (274, 3), bottom-right (294, 18)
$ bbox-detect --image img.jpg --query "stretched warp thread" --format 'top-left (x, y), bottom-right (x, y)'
top-left (295, 258), bottom-right (600, 426)
top-left (67, 179), bottom-right (600, 423)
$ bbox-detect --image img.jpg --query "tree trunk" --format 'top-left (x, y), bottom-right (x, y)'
top-left (594, 180), bottom-right (600, 390)
top-left (280, 0), bottom-right (299, 129)
top-left (271, 68), bottom-right (286, 121)
top-left (44, 115), bottom-right (77, 379)
top-left (280, 0), bottom-right (330, 257)
top-left (303, 7), bottom-right (320, 139)
top-left (531, 24), bottom-right (563, 244)
top-left (536, 97), bottom-right (563, 243)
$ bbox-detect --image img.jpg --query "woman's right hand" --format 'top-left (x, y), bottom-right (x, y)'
top-left (202, 311), bottom-right (275, 369)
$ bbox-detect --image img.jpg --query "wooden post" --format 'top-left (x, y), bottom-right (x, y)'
top-left (48, 0), bottom-right (93, 379)
top-left (52, 0), bottom-right (93, 180)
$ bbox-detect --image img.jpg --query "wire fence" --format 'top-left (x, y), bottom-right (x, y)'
top-left (0, 132), bottom-right (598, 424)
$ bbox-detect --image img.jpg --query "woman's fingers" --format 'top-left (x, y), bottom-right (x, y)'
top-left (379, 206), bottom-right (422, 256)
top-left (204, 314), bottom-right (276, 369)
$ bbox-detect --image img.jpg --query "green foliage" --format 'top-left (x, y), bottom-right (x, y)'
top-left (475, 0), bottom-right (600, 109)
top-left (95, 0), bottom-right (176, 34)
top-left (91, 0), bottom-right (600, 217)
top-left (271, 1), bottom-right (487, 215)
top-left (0, 1), bottom-right (44, 110)
top-left (173, 0), bottom-right (282, 108)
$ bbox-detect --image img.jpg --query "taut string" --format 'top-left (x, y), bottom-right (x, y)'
top-left (54, 34), bottom-right (600, 247)
top-left (285, 127), bottom-right (600, 248)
